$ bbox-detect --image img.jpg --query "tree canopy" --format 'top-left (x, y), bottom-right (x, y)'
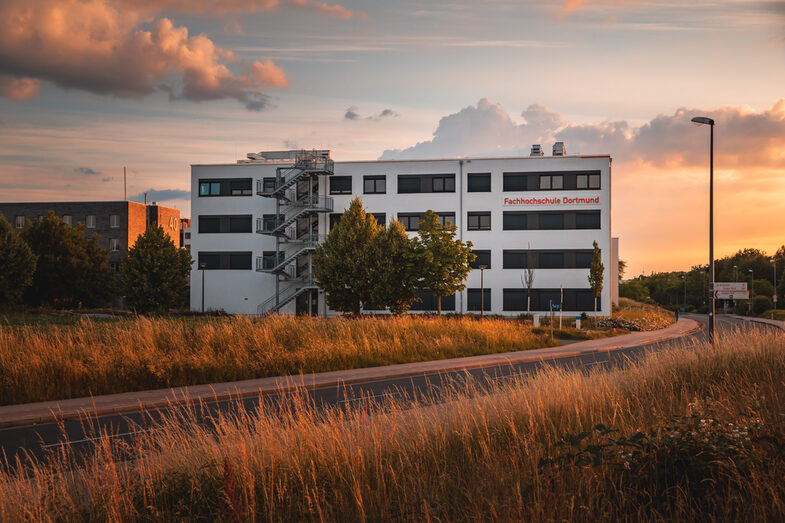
top-left (0, 212), bottom-right (37, 309)
top-left (21, 212), bottom-right (115, 307)
top-left (588, 240), bottom-right (604, 315)
top-left (121, 225), bottom-right (192, 314)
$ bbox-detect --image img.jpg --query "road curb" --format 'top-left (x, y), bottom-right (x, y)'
top-left (0, 319), bottom-right (702, 429)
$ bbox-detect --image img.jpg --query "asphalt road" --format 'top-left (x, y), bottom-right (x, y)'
top-left (0, 314), bottom-right (777, 468)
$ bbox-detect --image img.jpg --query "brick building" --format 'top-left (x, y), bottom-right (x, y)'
top-left (0, 201), bottom-right (181, 268)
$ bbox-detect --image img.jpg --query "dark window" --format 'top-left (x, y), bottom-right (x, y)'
top-left (467, 212), bottom-right (491, 231)
top-left (576, 174), bottom-right (588, 189)
top-left (198, 252), bottom-right (252, 270)
top-left (503, 212), bottom-right (527, 230)
top-left (432, 175), bottom-right (455, 192)
top-left (539, 252), bottom-right (564, 268)
top-left (200, 215), bottom-right (252, 233)
top-left (229, 216), bottom-right (252, 233)
top-left (371, 213), bottom-right (386, 226)
top-left (410, 291), bottom-right (456, 311)
top-left (575, 211), bottom-right (601, 229)
top-left (539, 213), bottom-right (564, 229)
top-left (470, 250), bottom-right (491, 269)
top-left (438, 212), bottom-right (455, 227)
top-left (539, 290), bottom-right (562, 311)
top-left (230, 179), bottom-right (252, 195)
top-left (397, 175), bottom-right (421, 193)
top-left (330, 176), bottom-right (352, 194)
top-left (575, 251), bottom-right (593, 268)
top-left (503, 289), bottom-right (526, 311)
top-left (262, 177), bottom-right (276, 192)
top-left (199, 178), bottom-right (251, 197)
top-left (262, 214), bottom-right (283, 232)
top-left (363, 176), bottom-right (386, 194)
top-left (467, 289), bottom-right (491, 311)
top-left (467, 173), bottom-right (491, 192)
top-left (329, 213), bottom-right (342, 230)
top-left (398, 213), bottom-right (424, 231)
top-left (503, 250), bottom-right (526, 269)
top-left (198, 216), bottom-right (220, 233)
top-left (503, 173), bottom-right (527, 191)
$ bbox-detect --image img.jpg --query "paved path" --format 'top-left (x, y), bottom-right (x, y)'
top-left (0, 318), bottom-right (700, 429)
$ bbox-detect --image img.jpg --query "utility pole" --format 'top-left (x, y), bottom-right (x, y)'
top-left (200, 263), bottom-right (207, 312)
top-left (691, 116), bottom-right (715, 341)
top-left (123, 166), bottom-right (127, 200)
top-left (772, 258), bottom-right (778, 317)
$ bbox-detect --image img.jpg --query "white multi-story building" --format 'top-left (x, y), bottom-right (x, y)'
top-left (190, 146), bottom-right (618, 316)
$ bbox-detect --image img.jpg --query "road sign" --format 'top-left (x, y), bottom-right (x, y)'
top-left (711, 282), bottom-right (747, 292)
top-left (774, 295), bottom-right (778, 303)
top-left (713, 290), bottom-right (748, 300)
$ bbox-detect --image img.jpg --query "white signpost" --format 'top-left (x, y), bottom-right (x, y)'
top-left (711, 282), bottom-right (748, 300)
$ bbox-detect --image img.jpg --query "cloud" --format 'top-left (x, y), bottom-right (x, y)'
top-left (0, 0), bottom-right (297, 109)
top-left (74, 167), bottom-right (101, 176)
top-left (561, 0), bottom-right (638, 14)
top-left (130, 188), bottom-right (190, 203)
top-left (344, 106), bottom-right (361, 120)
top-left (101, 177), bottom-right (114, 182)
top-left (345, 106), bottom-right (400, 121)
top-left (118, 0), bottom-right (363, 19)
top-left (380, 98), bottom-right (785, 169)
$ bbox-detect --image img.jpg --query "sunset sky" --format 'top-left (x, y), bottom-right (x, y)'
top-left (0, 0), bottom-right (783, 275)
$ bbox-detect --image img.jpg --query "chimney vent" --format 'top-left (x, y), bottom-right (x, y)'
top-left (552, 141), bottom-right (566, 156)
top-left (530, 144), bottom-right (543, 157)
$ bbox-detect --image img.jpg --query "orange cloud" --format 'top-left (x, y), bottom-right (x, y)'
top-left (0, 75), bottom-right (40, 100)
top-left (117, 0), bottom-right (363, 18)
top-left (0, 0), bottom-right (292, 109)
top-left (561, 0), bottom-right (638, 14)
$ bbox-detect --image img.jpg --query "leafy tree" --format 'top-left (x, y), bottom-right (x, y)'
top-left (121, 225), bottom-right (192, 314)
top-left (367, 219), bottom-right (423, 314)
top-left (588, 240), bottom-right (604, 316)
top-left (415, 210), bottom-right (474, 314)
top-left (313, 197), bottom-right (381, 315)
top-left (619, 279), bottom-right (649, 302)
top-left (521, 243), bottom-right (535, 313)
top-left (618, 259), bottom-right (627, 281)
top-left (0, 212), bottom-right (37, 308)
top-left (21, 212), bottom-right (115, 307)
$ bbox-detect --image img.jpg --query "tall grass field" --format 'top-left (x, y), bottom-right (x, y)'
top-left (1, 328), bottom-right (784, 520)
top-left (0, 315), bottom-right (554, 405)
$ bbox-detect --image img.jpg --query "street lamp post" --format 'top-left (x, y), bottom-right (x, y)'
top-left (692, 116), bottom-right (715, 341)
top-left (748, 268), bottom-right (754, 315)
top-left (479, 265), bottom-right (487, 318)
top-left (199, 262), bottom-right (207, 313)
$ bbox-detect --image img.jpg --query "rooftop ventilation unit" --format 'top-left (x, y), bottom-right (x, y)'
top-left (552, 141), bottom-right (566, 156)
top-left (530, 144), bottom-right (544, 157)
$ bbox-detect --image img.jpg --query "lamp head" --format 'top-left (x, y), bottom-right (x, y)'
top-left (691, 116), bottom-right (715, 126)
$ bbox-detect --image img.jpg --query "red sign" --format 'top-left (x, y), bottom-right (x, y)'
top-left (503, 196), bottom-right (600, 206)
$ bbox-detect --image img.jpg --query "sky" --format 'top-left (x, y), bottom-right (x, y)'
top-left (0, 0), bottom-right (783, 275)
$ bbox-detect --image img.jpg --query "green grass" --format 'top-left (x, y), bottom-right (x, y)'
top-left (1, 329), bottom-right (783, 520)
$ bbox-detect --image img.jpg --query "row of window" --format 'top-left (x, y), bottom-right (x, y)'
top-left (327, 171), bottom-right (601, 195)
top-left (14, 214), bottom-right (121, 229)
top-left (357, 289), bottom-right (600, 312)
top-left (469, 249), bottom-right (598, 270)
top-left (198, 171), bottom-right (602, 199)
top-left (197, 210), bottom-right (601, 234)
top-left (198, 251), bottom-right (253, 270)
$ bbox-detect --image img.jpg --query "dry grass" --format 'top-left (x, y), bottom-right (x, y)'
top-left (1, 328), bottom-right (784, 520)
top-left (0, 315), bottom-right (553, 405)
top-left (605, 297), bottom-right (675, 331)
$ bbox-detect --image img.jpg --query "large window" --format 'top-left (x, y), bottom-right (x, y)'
top-left (539, 174), bottom-right (563, 190)
top-left (467, 212), bottom-right (491, 231)
top-left (62, 215), bottom-right (72, 226)
top-left (437, 212), bottom-right (455, 227)
top-left (539, 212), bottom-right (564, 230)
top-left (262, 177), bottom-right (276, 193)
top-left (329, 213), bottom-right (342, 230)
top-left (109, 239), bottom-right (120, 252)
top-left (539, 252), bottom-right (564, 268)
top-left (363, 176), bottom-right (386, 194)
top-left (410, 291), bottom-right (456, 311)
top-left (198, 251), bottom-right (252, 270)
top-left (371, 212), bottom-right (386, 226)
top-left (199, 178), bottom-right (252, 197)
top-left (576, 173), bottom-right (601, 189)
top-left (14, 215), bottom-right (25, 229)
top-left (502, 212), bottom-right (527, 230)
top-left (470, 249), bottom-right (491, 269)
top-left (330, 176), bottom-right (352, 194)
top-left (467, 289), bottom-right (491, 312)
top-left (503, 170), bottom-right (602, 192)
top-left (503, 249), bottom-right (594, 269)
top-left (397, 174), bottom-right (455, 194)
top-left (467, 173), bottom-right (491, 192)
top-left (398, 213), bottom-right (425, 231)
top-left (504, 289), bottom-right (600, 312)
top-left (503, 173), bottom-right (528, 191)
top-left (575, 211), bottom-right (601, 229)
top-left (110, 214), bottom-right (120, 228)
top-left (262, 214), bottom-right (284, 232)
top-left (198, 215), bottom-right (252, 233)
top-left (86, 215), bottom-right (96, 229)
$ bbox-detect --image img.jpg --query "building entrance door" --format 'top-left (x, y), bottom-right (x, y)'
top-left (296, 289), bottom-right (318, 316)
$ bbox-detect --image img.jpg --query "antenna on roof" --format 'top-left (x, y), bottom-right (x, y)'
top-left (123, 166), bottom-right (127, 201)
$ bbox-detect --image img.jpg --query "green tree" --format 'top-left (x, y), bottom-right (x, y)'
top-left (415, 210), bottom-right (475, 314)
top-left (0, 212), bottom-right (37, 308)
top-left (619, 279), bottom-right (649, 302)
top-left (588, 240), bottom-right (604, 316)
top-left (22, 212), bottom-right (115, 307)
top-left (313, 197), bottom-right (381, 315)
top-left (121, 225), bottom-right (192, 314)
top-left (618, 259), bottom-right (627, 281)
top-left (367, 219), bottom-right (423, 314)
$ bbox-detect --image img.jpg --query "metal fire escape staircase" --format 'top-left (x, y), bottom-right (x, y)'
top-left (256, 151), bottom-right (334, 315)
